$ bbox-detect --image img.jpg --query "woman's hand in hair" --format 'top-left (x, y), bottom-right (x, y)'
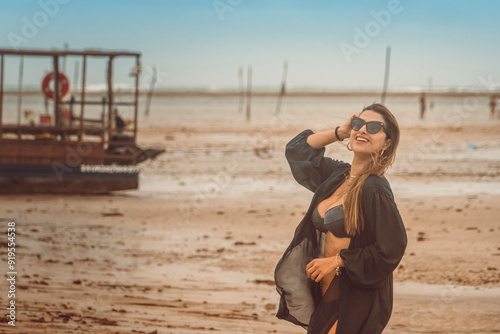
top-left (336, 111), bottom-right (361, 141)
top-left (306, 257), bottom-right (337, 282)
top-left (306, 112), bottom-right (361, 149)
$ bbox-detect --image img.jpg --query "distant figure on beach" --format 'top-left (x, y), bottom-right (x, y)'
top-left (419, 92), bottom-right (426, 120)
top-left (275, 104), bottom-right (407, 334)
top-left (113, 108), bottom-right (132, 133)
top-left (108, 108), bottom-right (133, 153)
top-left (114, 108), bottom-right (126, 132)
top-left (23, 108), bottom-right (37, 126)
top-left (490, 96), bottom-right (497, 119)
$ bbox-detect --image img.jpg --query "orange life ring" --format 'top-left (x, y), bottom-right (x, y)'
top-left (41, 71), bottom-right (70, 100)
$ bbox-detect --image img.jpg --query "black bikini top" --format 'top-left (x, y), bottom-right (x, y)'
top-left (311, 204), bottom-right (350, 238)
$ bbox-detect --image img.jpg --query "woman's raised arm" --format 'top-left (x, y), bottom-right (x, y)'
top-left (306, 114), bottom-right (354, 149)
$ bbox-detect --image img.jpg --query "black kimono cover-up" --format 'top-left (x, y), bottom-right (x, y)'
top-left (275, 130), bottom-right (407, 334)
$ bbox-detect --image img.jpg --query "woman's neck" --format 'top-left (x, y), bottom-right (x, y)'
top-left (350, 154), bottom-right (371, 177)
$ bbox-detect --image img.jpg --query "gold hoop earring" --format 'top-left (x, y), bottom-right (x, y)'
top-left (347, 142), bottom-right (353, 151)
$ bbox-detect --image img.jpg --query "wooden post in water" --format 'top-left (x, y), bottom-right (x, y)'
top-left (246, 65), bottom-right (252, 122)
top-left (16, 56), bottom-right (24, 125)
top-left (428, 76), bottom-right (434, 109)
top-left (275, 60), bottom-right (288, 116)
top-left (134, 55), bottom-right (140, 145)
top-left (62, 42), bottom-right (68, 72)
top-left (0, 54), bottom-right (4, 131)
top-left (381, 45), bottom-right (391, 104)
top-left (144, 65), bottom-right (157, 117)
top-left (73, 60), bottom-right (79, 94)
top-left (238, 67), bottom-right (243, 113)
top-left (106, 56), bottom-right (115, 139)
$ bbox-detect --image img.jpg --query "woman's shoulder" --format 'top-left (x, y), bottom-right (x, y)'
top-left (362, 175), bottom-right (394, 198)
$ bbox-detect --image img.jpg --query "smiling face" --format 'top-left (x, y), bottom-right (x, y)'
top-left (349, 109), bottom-right (391, 156)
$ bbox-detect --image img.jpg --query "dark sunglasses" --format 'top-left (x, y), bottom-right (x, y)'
top-left (351, 116), bottom-right (386, 135)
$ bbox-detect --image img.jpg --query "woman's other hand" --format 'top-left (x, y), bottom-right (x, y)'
top-left (306, 257), bottom-right (336, 282)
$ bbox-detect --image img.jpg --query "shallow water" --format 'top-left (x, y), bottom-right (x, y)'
top-left (394, 281), bottom-right (500, 297)
top-left (1, 94), bottom-right (497, 127)
top-left (391, 179), bottom-right (500, 198)
top-left (134, 174), bottom-right (298, 199)
top-left (132, 173), bottom-right (500, 200)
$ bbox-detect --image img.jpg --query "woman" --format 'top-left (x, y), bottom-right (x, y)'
top-left (275, 104), bottom-right (407, 334)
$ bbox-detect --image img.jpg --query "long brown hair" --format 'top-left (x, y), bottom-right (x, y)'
top-left (343, 104), bottom-right (400, 235)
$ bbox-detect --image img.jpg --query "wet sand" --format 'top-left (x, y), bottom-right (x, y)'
top-left (1, 122), bottom-right (499, 333)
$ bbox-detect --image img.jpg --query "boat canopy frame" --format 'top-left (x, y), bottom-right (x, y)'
top-left (0, 48), bottom-right (141, 164)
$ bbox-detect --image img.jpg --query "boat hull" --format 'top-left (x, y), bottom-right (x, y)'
top-left (0, 163), bottom-right (139, 194)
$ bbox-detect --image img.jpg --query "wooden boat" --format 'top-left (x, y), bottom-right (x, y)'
top-left (0, 48), bottom-right (161, 194)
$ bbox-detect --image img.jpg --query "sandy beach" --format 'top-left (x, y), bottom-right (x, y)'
top-left (1, 120), bottom-right (500, 333)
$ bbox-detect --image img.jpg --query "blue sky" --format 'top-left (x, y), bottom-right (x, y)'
top-left (1, 0), bottom-right (500, 91)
